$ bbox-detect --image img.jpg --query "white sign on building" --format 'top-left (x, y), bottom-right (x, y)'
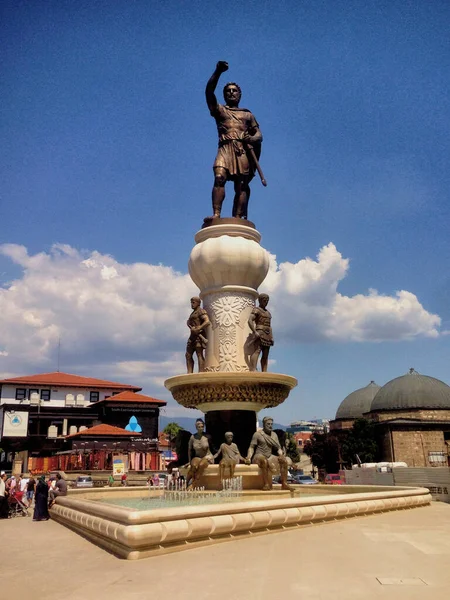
top-left (2, 411), bottom-right (29, 438)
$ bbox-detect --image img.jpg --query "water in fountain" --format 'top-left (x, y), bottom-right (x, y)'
top-left (99, 475), bottom-right (245, 511)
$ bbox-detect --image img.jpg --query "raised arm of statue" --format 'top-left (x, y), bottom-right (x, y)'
top-left (205, 61), bottom-right (229, 114)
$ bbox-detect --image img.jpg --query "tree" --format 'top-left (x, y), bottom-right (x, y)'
top-left (303, 431), bottom-right (340, 474)
top-left (163, 422), bottom-right (182, 441)
top-left (341, 418), bottom-right (379, 466)
top-left (285, 433), bottom-right (300, 464)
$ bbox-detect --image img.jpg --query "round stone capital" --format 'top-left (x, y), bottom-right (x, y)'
top-left (164, 372), bottom-right (298, 413)
top-left (189, 225), bottom-right (270, 295)
top-left (195, 223), bottom-right (262, 244)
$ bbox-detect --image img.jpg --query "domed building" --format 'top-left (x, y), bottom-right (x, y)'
top-left (331, 369), bottom-right (450, 467)
top-left (332, 381), bottom-right (381, 430)
top-left (368, 369), bottom-right (450, 467)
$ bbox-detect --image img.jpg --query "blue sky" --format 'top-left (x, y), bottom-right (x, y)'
top-left (1, 1), bottom-right (449, 424)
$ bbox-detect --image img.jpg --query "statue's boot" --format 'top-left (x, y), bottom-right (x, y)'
top-left (212, 199), bottom-right (222, 218)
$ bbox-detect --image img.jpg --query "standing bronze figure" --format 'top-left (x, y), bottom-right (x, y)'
top-left (206, 61), bottom-right (263, 220)
top-left (186, 297), bottom-right (210, 373)
top-left (248, 293), bottom-right (273, 372)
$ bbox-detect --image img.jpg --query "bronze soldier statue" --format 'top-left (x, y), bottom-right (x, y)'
top-left (248, 293), bottom-right (273, 372)
top-left (186, 297), bottom-right (210, 373)
top-left (206, 61), bottom-right (263, 219)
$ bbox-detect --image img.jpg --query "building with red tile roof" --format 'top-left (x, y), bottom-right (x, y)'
top-left (0, 371), bottom-right (141, 391)
top-left (93, 390), bottom-right (167, 406)
top-left (0, 370), bottom-right (165, 474)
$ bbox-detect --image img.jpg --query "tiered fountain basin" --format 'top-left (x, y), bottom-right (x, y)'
top-left (164, 371), bottom-right (298, 412)
top-left (50, 485), bottom-right (431, 560)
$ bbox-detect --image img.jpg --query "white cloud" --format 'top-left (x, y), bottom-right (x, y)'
top-left (0, 242), bottom-right (441, 391)
top-left (0, 243), bottom-right (197, 382)
top-left (264, 243), bottom-right (440, 342)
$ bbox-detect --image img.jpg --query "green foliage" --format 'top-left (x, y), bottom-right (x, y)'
top-left (285, 433), bottom-right (300, 464)
top-left (341, 418), bottom-right (379, 465)
top-left (163, 422), bottom-right (182, 440)
top-left (303, 431), bottom-right (340, 473)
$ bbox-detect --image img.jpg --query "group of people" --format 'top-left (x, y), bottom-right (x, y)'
top-left (0, 472), bottom-right (36, 518)
top-left (0, 471), bottom-right (67, 520)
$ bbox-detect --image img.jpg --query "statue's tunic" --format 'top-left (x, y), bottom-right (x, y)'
top-left (250, 430), bottom-right (282, 461)
top-left (210, 104), bottom-right (260, 179)
top-left (186, 307), bottom-right (208, 351)
top-left (189, 434), bottom-right (213, 462)
top-left (251, 307), bottom-right (274, 347)
top-left (218, 443), bottom-right (242, 464)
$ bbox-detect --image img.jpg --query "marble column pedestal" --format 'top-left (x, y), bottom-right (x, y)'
top-left (165, 218), bottom-right (298, 489)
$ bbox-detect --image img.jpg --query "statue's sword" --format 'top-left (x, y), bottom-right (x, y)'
top-left (246, 144), bottom-right (267, 187)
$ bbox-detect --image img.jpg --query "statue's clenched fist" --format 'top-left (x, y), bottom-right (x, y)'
top-left (216, 61), bottom-right (229, 73)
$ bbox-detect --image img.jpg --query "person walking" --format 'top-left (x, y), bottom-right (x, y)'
top-left (0, 473), bottom-right (8, 519)
top-left (33, 475), bottom-right (49, 521)
top-left (26, 476), bottom-right (36, 505)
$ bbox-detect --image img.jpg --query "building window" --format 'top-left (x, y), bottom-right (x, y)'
top-left (40, 389), bottom-right (51, 401)
top-left (28, 388), bottom-right (39, 399)
top-left (90, 391), bottom-right (100, 403)
top-left (111, 391), bottom-right (120, 396)
top-left (429, 451), bottom-right (446, 465)
top-left (15, 388), bottom-right (26, 400)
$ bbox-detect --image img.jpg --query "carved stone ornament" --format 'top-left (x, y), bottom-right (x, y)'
top-left (171, 381), bottom-right (289, 409)
top-left (204, 292), bottom-right (254, 372)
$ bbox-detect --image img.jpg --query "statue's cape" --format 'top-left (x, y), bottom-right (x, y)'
top-left (259, 430), bottom-right (281, 451)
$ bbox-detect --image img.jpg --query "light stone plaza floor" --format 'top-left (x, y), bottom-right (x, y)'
top-left (2, 502), bottom-right (450, 599)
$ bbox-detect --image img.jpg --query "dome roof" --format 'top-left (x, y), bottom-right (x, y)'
top-left (335, 381), bottom-right (381, 420)
top-left (370, 368), bottom-right (450, 412)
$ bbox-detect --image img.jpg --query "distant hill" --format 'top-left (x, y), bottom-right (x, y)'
top-left (159, 415), bottom-right (287, 434)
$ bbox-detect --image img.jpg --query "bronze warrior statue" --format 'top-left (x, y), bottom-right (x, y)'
top-left (206, 61), bottom-right (263, 220)
top-left (246, 416), bottom-right (291, 491)
top-left (213, 431), bottom-right (245, 485)
top-left (248, 293), bottom-right (273, 372)
top-left (186, 297), bottom-right (210, 373)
